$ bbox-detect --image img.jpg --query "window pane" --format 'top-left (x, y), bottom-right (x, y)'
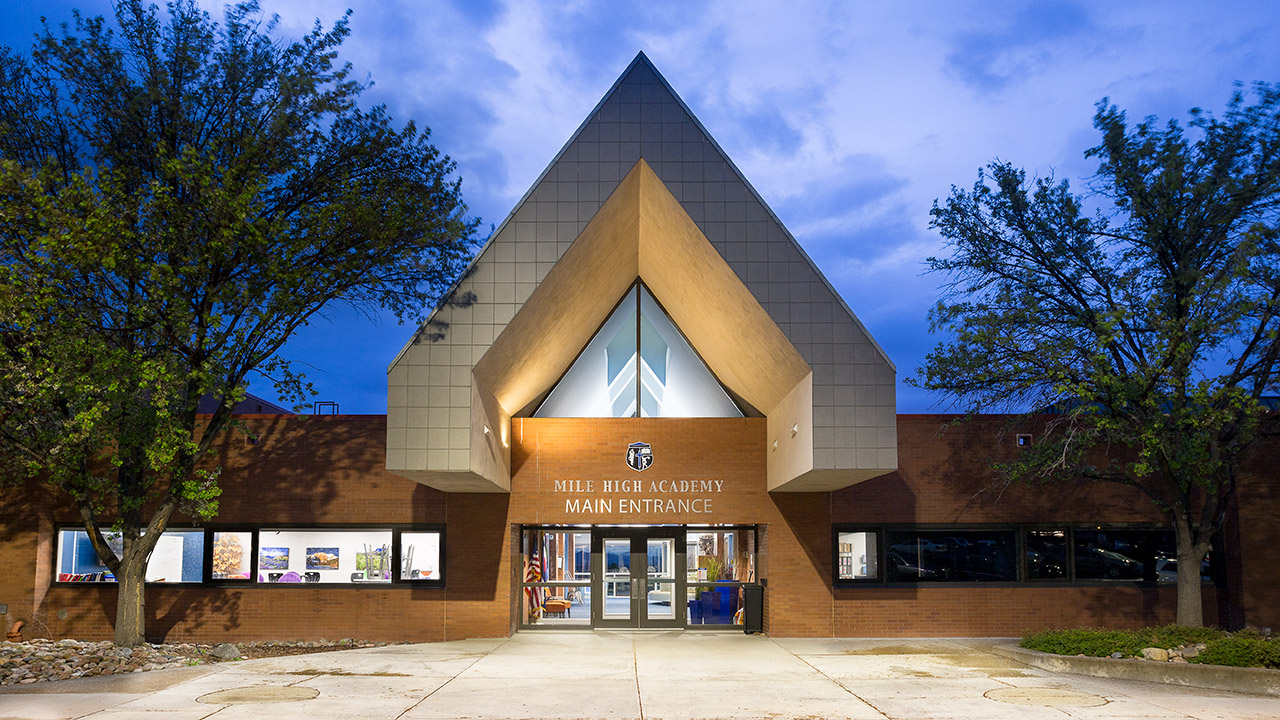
top-left (884, 530), bottom-right (1016, 582)
top-left (836, 531), bottom-right (879, 580)
top-left (535, 290), bottom-right (638, 417)
top-left (603, 538), bottom-right (631, 619)
top-left (212, 531), bottom-right (253, 580)
top-left (534, 285), bottom-right (743, 418)
top-left (1074, 529), bottom-right (1165, 581)
top-left (647, 580), bottom-right (675, 619)
top-left (256, 529), bottom-right (391, 584)
top-left (687, 529), bottom-right (755, 583)
top-left (523, 529), bottom-right (591, 583)
top-left (687, 585), bottom-right (744, 625)
top-left (399, 531), bottom-right (442, 581)
top-left (638, 286), bottom-right (742, 418)
top-left (1150, 531), bottom-right (1197, 584)
top-left (522, 529), bottom-right (592, 626)
top-left (647, 538), bottom-right (675, 580)
top-left (526, 585), bottom-right (591, 627)
top-left (1025, 530), bottom-right (1068, 580)
top-left (57, 529), bottom-right (204, 583)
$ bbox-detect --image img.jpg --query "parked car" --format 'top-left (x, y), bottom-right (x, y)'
top-left (1155, 558), bottom-right (1211, 583)
top-left (1075, 546), bottom-right (1142, 579)
top-left (885, 551), bottom-right (949, 581)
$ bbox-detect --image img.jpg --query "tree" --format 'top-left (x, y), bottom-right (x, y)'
top-left (0, 1), bottom-right (476, 645)
top-left (916, 84), bottom-right (1280, 627)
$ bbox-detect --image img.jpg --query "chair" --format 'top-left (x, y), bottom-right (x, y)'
top-left (542, 598), bottom-right (571, 618)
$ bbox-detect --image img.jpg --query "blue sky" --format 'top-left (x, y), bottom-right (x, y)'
top-left (4, 1), bottom-right (1280, 413)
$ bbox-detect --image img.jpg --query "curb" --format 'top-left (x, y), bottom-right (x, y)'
top-left (992, 644), bottom-right (1280, 697)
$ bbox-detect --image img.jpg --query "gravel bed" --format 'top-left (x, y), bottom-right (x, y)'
top-left (0, 637), bottom-right (394, 686)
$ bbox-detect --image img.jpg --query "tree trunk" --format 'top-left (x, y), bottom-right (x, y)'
top-left (114, 559), bottom-right (147, 646)
top-left (1174, 520), bottom-right (1208, 627)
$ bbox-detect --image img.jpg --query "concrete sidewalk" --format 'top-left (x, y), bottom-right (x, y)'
top-left (0, 632), bottom-right (1276, 719)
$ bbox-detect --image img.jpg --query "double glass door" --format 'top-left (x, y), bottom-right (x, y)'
top-left (520, 525), bottom-right (755, 629)
top-left (594, 529), bottom-right (683, 628)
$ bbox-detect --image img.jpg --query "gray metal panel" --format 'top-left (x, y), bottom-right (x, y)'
top-left (388, 53), bottom-right (895, 476)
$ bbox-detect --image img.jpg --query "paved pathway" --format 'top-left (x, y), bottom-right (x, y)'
top-left (0, 632), bottom-right (1275, 719)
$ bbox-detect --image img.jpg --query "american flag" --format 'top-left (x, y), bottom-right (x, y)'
top-left (524, 552), bottom-right (544, 619)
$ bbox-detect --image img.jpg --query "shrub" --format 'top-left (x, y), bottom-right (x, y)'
top-left (1191, 633), bottom-right (1280, 669)
top-left (1022, 626), bottom-right (1278, 668)
top-left (1139, 624), bottom-right (1227, 648)
top-left (1021, 628), bottom-right (1145, 658)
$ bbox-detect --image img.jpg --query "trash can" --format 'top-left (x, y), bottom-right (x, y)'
top-left (742, 583), bottom-right (763, 634)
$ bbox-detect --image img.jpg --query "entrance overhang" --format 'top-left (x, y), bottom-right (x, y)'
top-left (400, 161), bottom-right (884, 493)
top-left (388, 56), bottom-right (898, 495)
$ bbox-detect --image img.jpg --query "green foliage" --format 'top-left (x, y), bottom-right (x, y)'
top-left (1139, 624), bottom-right (1226, 648)
top-left (0, 1), bottom-right (475, 643)
top-left (1192, 632), bottom-right (1280, 668)
top-left (1021, 628), bottom-right (1150, 658)
top-left (916, 84), bottom-right (1280, 625)
top-left (1022, 626), bottom-right (1279, 669)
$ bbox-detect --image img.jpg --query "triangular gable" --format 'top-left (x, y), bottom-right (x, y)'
top-left (471, 160), bottom-right (809, 423)
top-left (387, 53), bottom-right (897, 493)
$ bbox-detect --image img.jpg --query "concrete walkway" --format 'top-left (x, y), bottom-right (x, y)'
top-left (0, 632), bottom-right (1276, 719)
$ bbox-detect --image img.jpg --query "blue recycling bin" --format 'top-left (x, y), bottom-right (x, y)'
top-left (717, 586), bottom-right (736, 624)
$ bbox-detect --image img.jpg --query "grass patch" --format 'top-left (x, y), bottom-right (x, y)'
top-left (1021, 626), bottom-right (1279, 669)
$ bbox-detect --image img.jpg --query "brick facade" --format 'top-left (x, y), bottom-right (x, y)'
top-left (0, 413), bottom-right (1273, 643)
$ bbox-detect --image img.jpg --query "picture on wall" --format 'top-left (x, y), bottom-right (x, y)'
top-left (212, 533), bottom-right (248, 579)
top-left (260, 547), bottom-right (289, 570)
top-left (356, 545), bottom-right (390, 580)
top-left (306, 547), bottom-right (340, 570)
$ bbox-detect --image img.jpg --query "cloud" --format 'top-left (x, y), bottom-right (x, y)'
top-left (8, 0), bottom-right (1280, 412)
top-left (943, 1), bottom-right (1096, 94)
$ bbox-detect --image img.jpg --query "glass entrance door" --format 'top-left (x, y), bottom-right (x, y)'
top-left (600, 536), bottom-right (633, 622)
top-left (592, 529), bottom-right (684, 628)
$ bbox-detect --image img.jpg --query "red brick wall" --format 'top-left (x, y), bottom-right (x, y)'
top-left (1, 413), bottom-right (1273, 642)
top-left (1235, 443), bottom-right (1279, 631)
top-left (1, 416), bottom-right (459, 644)
top-left (828, 415), bottom-right (1234, 635)
top-left (832, 586), bottom-right (1209, 637)
top-left (507, 418), bottom-right (770, 525)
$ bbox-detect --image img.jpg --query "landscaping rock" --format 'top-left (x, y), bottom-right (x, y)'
top-left (0, 637), bottom-right (397, 687)
top-left (210, 643), bottom-right (240, 660)
top-left (1110, 652), bottom-right (1124, 659)
top-left (1182, 644), bottom-right (1205, 659)
top-left (1141, 647), bottom-right (1169, 662)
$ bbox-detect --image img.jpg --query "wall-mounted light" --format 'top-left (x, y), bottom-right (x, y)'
top-left (791, 423), bottom-right (799, 437)
top-left (483, 425), bottom-right (491, 436)
top-left (772, 440), bottom-right (778, 451)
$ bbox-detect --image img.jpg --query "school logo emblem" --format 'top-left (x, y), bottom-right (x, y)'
top-left (626, 442), bottom-right (653, 472)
